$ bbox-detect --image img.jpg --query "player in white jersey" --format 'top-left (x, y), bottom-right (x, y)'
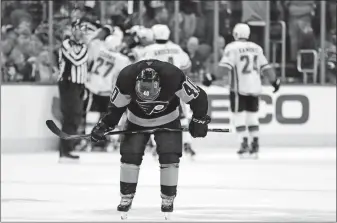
top-left (139, 24), bottom-right (191, 74)
top-left (218, 23), bottom-right (280, 157)
top-left (84, 34), bottom-right (131, 152)
top-left (132, 27), bottom-right (155, 61)
top-left (138, 24), bottom-right (196, 158)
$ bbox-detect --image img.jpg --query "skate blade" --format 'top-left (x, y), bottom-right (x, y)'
top-left (58, 158), bottom-right (80, 164)
top-left (163, 212), bottom-right (171, 220)
top-left (250, 153), bottom-right (259, 159)
top-left (238, 153), bottom-right (250, 159)
top-left (120, 212), bottom-right (128, 220)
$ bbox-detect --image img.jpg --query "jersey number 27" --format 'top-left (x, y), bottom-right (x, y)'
top-left (92, 56), bottom-right (115, 77)
top-left (240, 55), bottom-right (258, 74)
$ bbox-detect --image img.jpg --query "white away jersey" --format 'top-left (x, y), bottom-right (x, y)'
top-left (138, 41), bottom-right (191, 71)
top-left (219, 41), bottom-right (272, 95)
top-left (86, 39), bottom-right (131, 96)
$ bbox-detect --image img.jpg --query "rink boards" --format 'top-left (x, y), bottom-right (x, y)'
top-left (1, 85), bottom-right (336, 152)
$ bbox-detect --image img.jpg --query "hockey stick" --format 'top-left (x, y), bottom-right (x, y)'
top-left (46, 120), bottom-right (230, 140)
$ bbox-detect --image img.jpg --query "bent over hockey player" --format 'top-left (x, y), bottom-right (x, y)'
top-left (218, 23), bottom-right (280, 157)
top-left (90, 59), bottom-right (210, 218)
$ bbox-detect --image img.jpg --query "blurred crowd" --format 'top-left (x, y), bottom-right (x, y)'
top-left (1, 0), bottom-right (336, 84)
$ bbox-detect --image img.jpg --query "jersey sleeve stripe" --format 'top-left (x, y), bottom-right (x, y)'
top-left (261, 63), bottom-right (272, 70)
top-left (219, 62), bottom-right (234, 69)
top-left (110, 88), bottom-right (131, 108)
top-left (261, 63), bottom-right (272, 71)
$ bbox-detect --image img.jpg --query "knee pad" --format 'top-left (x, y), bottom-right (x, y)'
top-left (246, 112), bottom-right (259, 127)
top-left (121, 154), bottom-right (143, 166)
top-left (232, 112), bottom-right (246, 127)
top-left (159, 153), bottom-right (180, 164)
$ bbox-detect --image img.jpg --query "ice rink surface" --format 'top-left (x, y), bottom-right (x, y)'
top-left (1, 147), bottom-right (336, 222)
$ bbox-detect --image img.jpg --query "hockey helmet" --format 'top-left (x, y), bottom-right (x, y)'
top-left (137, 27), bottom-right (154, 45)
top-left (135, 67), bottom-right (161, 101)
top-left (232, 23), bottom-right (250, 40)
top-left (151, 24), bottom-right (170, 41)
top-left (105, 34), bottom-right (122, 51)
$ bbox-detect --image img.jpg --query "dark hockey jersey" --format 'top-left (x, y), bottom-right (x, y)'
top-left (102, 59), bottom-right (208, 127)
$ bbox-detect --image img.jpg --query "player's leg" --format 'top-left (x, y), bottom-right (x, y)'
top-left (118, 120), bottom-right (150, 213)
top-left (230, 91), bottom-right (248, 154)
top-left (58, 81), bottom-right (84, 160)
top-left (79, 92), bottom-right (95, 152)
top-left (179, 101), bottom-right (195, 157)
top-left (181, 117), bottom-right (195, 156)
top-left (153, 119), bottom-right (183, 215)
top-left (246, 95), bottom-right (260, 155)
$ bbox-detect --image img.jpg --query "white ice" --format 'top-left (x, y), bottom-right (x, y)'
top-left (1, 147), bottom-right (336, 222)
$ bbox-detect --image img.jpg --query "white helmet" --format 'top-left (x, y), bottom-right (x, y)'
top-left (151, 24), bottom-right (170, 41)
top-left (137, 27), bottom-right (154, 42)
top-left (105, 34), bottom-right (122, 51)
top-left (232, 23), bottom-right (250, 40)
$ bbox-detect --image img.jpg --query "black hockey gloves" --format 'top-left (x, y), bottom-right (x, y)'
top-left (91, 121), bottom-right (113, 142)
top-left (272, 78), bottom-right (281, 93)
top-left (189, 115), bottom-right (211, 138)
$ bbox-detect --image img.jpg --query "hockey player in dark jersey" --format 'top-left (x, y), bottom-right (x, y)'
top-left (90, 59), bottom-right (210, 219)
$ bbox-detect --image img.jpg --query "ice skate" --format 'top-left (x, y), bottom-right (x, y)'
top-left (59, 153), bottom-right (80, 163)
top-left (161, 194), bottom-right (175, 220)
top-left (249, 140), bottom-right (259, 159)
top-left (237, 139), bottom-right (249, 158)
top-left (117, 194), bottom-right (134, 220)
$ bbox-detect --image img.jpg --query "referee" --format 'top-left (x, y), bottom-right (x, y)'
top-left (58, 19), bottom-right (88, 162)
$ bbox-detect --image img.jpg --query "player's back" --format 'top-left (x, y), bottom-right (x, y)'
top-left (223, 40), bottom-right (268, 95)
top-left (139, 41), bottom-right (191, 70)
top-left (86, 40), bottom-right (131, 96)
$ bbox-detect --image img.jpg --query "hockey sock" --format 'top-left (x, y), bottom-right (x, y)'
top-left (236, 126), bottom-right (248, 144)
top-left (160, 163), bottom-right (179, 197)
top-left (120, 163), bottom-right (140, 195)
top-left (248, 125), bottom-right (259, 140)
top-left (246, 111), bottom-right (259, 142)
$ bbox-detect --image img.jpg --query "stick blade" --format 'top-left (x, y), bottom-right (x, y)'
top-left (46, 120), bottom-right (69, 139)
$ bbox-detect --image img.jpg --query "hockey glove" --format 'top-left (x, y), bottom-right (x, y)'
top-left (91, 121), bottom-right (114, 142)
top-left (202, 73), bottom-right (216, 87)
top-left (272, 78), bottom-right (281, 93)
top-left (189, 115), bottom-right (211, 138)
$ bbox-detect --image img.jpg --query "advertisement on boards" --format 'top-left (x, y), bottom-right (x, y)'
top-left (194, 86), bottom-right (336, 135)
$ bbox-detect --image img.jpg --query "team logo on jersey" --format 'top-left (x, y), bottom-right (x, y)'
top-left (136, 100), bottom-right (169, 115)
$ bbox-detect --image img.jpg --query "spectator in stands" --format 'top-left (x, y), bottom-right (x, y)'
top-left (175, 0), bottom-right (197, 48)
top-left (142, 1), bottom-right (169, 28)
top-left (329, 1), bottom-right (336, 36)
top-left (325, 34), bottom-right (336, 84)
top-left (185, 36), bottom-right (202, 81)
top-left (241, 0), bottom-right (267, 49)
top-left (202, 1), bottom-right (231, 46)
top-left (285, 1), bottom-right (316, 62)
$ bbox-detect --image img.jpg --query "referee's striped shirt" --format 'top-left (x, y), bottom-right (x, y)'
top-left (58, 38), bottom-right (88, 84)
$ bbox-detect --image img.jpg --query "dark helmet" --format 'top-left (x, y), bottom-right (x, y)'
top-left (135, 68), bottom-right (161, 101)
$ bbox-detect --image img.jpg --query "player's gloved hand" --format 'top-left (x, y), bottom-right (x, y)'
top-left (189, 115), bottom-right (211, 138)
top-left (272, 78), bottom-right (281, 93)
top-left (91, 121), bottom-right (114, 142)
top-left (202, 73), bottom-right (216, 87)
